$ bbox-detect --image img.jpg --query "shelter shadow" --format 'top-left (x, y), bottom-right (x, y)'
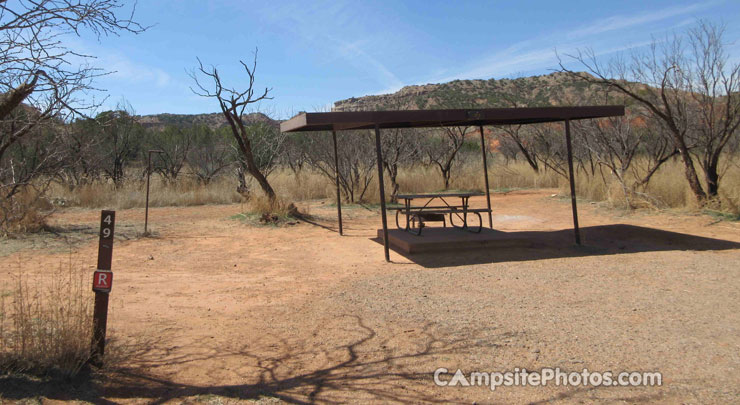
top-left (374, 224), bottom-right (740, 268)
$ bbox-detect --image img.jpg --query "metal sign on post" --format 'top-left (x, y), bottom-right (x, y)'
top-left (91, 210), bottom-right (115, 365)
top-left (92, 270), bottom-right (112, 292)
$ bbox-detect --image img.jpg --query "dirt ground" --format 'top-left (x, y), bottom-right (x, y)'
top-left (1, 189), bottom-right (739, 404)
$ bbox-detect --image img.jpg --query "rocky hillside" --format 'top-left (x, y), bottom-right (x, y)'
top-left (333, 72), bottom-right (626, 111)
top-left (136, 111), bottom-right (277, 131)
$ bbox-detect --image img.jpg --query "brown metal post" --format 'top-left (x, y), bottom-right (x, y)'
top-left (91, 292), bottom-right (109, 366)
top-left (332, 130), bottom-right (343, 235)
top-left (564, 120), bottom-right (581, 245)
top-left (374, 125), bottom-right (390, 262)
top-left (91, 210), bottom-right (115, 366)
top-left (479, 125), bottom-right (493, 228)
top-left (144, 150), bottom-right (163, 235)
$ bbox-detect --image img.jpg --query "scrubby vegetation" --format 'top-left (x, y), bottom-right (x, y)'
top-left (1, 261), bottom-right (97, 378)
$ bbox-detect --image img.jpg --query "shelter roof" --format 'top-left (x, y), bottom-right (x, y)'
top-left (280, 105), bottom-right (625, 132)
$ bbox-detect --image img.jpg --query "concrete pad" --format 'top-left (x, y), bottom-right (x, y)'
top-left (377, 227), bottom-right (539, 254)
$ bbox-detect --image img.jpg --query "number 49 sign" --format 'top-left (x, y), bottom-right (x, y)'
top-left (93, 210), bottom-right (115, 293)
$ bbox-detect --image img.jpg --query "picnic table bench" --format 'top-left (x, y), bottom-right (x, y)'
top-left (393, 192), bottom-right (490, 235)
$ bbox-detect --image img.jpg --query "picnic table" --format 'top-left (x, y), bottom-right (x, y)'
top-left (394, 192), bottom-right (490, 235)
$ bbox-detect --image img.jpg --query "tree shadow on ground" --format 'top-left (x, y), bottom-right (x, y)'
top-left (1, 316), bottom-right (679, 403)
top-left (375, 224), bottom-right (740, 268)
top-left (0, 316), bottom-right (508, 403)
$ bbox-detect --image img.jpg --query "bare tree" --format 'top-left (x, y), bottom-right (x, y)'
top-left (374, 100), bottom-right (422, 202)
top-left (149, 125), bottom-right (192, 182)
top-left (187, 125), bottom-right (233, 185)
top-left (54, 118), bottom-right (106, 189)
top-left (238, 120), bottom-right (285, 178)
top-left (381, 127), bottom-right (421, 202)
top-left (0, 0), bottom-right (145, 231)
top-left (96, 104), bottom-right (144, 186)
top-left (422, 126), bottom-right (472, 189)
top-left (0, 0), bottom-right (145, 156)
top-left (560, 20), bottom-right (740, 204)
top-left (190, 51), bottom-right (277, 200)
top-left (303, 130), bottom-right (376, 203)
top-left (281, 132), bottom-right (308, 175)
top-left (497, 125), bottom-right (540, 171)
top-left (231, 121), bottom-right (286, 198)
top-left (575, 109), bottom-right (678, 207)
top-left (0, 1), bottom-right (145, 120)
top-left (0, 120), bottom-right (67, 231)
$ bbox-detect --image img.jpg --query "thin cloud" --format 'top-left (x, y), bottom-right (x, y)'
top-left (105, 53), bottom-right (171, 88)
top-left (567, 1), bottom-right (715, 38)
top-left (425, 2), bottom-right (720, 86)
top-left (65, 35), bottom-right (172, 89)
top-left (334, 38), bottom-right (404, 93)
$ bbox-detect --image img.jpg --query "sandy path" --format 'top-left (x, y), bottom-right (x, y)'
top-left (1, 190), bottom-right (739, 403)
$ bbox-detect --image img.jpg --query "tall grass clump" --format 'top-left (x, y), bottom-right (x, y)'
top-left (268, 168), bottom-right (337, 202)
top-left (718, 166), bottom-right (740, 217)
top-left (246, 195), bottom-right (299, 217)
top-left (0, 260), bottom-right (95, 378)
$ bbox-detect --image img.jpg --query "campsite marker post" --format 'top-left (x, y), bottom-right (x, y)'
top-left (91, 210), bottom-right (115, 365)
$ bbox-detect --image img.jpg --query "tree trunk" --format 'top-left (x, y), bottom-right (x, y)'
top-left (520, 148), bottom-right (539, 172)
top-left (385, 163), bottom-right (400, 203)
top-left (248, 164), bottom-right (275, 200)
top-left (229, 117), bottom-right (277, 201)
top-left (677, 147), bottom-right (707, 203)
top-left (704, 157), bottom-right (720, 197)
top-left (390, 172), bottom-right (399, 203)
top-left (443, 168), bottom-right (451, 189)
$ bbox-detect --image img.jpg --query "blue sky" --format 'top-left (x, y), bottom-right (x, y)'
top-left (74, 0), bottom-right (740, 117)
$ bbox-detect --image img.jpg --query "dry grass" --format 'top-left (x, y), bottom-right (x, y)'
top-left (0, 188), bottom-right (54, 235)
top-left (48, 175), bottom-right (243, 209)
top-left (246, 195), bottom-right (299, 217)
top-left (0, 258), bottom-right (95, 378)
top-left (567, 159), bottom-right (740, 214)
top-left (43, 156), bottom-right (740, 217)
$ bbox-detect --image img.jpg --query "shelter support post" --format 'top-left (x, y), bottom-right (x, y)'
top-left (479, 125), bottom-right (493, 228)
top-left (374, 125), bottom-right (390, 262)
top-left (332, 130), bottom-right (343, 235)
top-left (564, 120), bottom-right (581, 245)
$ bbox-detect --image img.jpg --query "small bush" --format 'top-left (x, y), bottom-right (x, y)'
top-left (0, 188), bottom-right (54, 235)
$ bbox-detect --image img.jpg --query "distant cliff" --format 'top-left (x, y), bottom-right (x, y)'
top-left (333, 71), bottom-right (621, 111)
top-left (136, 112), bottom-right (277, 131)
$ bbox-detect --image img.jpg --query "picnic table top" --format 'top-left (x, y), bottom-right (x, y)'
top-left (396, 192), bottom-right (484, 199)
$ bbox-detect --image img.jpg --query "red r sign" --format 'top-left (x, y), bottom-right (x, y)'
top-left (93, 270), bottom-right (113, 293)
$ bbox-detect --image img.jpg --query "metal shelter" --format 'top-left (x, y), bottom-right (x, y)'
top-left (281, 105), bottom-right (625, 262)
